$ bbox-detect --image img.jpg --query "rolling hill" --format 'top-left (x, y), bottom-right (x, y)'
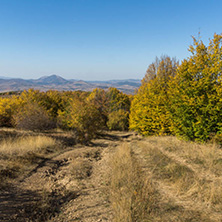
top-left (0, 75), bottom-right (141, 94)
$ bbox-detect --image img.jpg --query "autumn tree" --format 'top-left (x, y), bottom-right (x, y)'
top-left (168, 34), bottom-right (222, 141)
top-left (58, 97), bottom-right (104, 142)
top-left (19, 89), bottom-right (63, 118)
top-left (86, 87), bottom-right (131, 131)
top-left (130, 56), bottom-right (179, 135)
top-left (87, 88), bottom-right (109, 126)
top-left (0, 96), bottom-right (21, 127)
top-left (106, 87), bottom-right (131, 130)
top-left (107, 109), bottom-right (129, 131)
top-left (107, 87), bottom-right (131, 112)
top-left (141, 55), bottom-right (178, 85)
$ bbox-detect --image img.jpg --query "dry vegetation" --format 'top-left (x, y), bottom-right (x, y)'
top-left (0, 135), bottom-right (56, 156)
top-left (129, 136), bottom-right (222, 221)
top-left (0, 130), bottom-right (60, 187)
top-left (109, 143), bottom-right (160, 222)
top-left (0, 128), bottom-right (77, 221)
top-left (0, 128), bottom-right (116, 221)
top-left (0, 128), bottom-right (221, 221)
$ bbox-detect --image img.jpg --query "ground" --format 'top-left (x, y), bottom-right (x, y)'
top-left (0, 131), bottom-right (137, 222)
top-left (0, 130), bottom-right (221, 221)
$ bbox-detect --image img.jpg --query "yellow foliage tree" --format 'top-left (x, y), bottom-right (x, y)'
top-left (0, 96), bottom-right (21, 127)
top-left (87, 88), bottom-right (109, 126)
top-left (130, 56), bottom-right (178, 136)
top-left (58, 97), bottom-right (104, 142)
top-left (168, 34), bottom-right (222, 141)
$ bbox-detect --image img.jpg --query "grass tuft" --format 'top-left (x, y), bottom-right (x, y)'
top-left (109, 143), bottom-right (160, 221)
top-left (0, 135), bottom-right (58, 185)
top-left (0, 136), bottom-right (56, 157)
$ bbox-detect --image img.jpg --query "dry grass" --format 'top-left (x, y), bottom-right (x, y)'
top-left (150, 136), bottom-right (222, 176)
top-left (109, 143), bottom-right (160, 222)
top-left (0, 135), bottom-right (58, 185)
top-left (0, 136), bottom-right (56, 156)
top-left (132, 136), bottom-right (222, 221)
top-left (71, 159), bottom-right (92, 179)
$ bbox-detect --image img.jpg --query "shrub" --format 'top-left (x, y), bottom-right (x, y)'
top-left (107, 109), bottom-right (129, 131)
top-left (13, 102), bottom-right (56, 131)
top-left (58, 98), bottom-right (104, 142)
top-left (0, 97), bottom-right (20, 127)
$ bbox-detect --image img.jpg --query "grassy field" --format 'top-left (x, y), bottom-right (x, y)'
top-left (0, 128), bottom-right (221, 221)
top-left (109, 136), bottom-right (222, 221)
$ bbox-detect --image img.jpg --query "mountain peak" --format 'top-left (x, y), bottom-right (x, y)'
top-left (36, 75), bottom-right (68, 85)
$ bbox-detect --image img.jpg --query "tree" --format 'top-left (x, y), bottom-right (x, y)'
top-left (0, 96), bottom-right (20, 127)
top-left (87, 88), bottom-right (109, 126)
top-left (130, 56), bottom-right (178, 135)
top-left (58, 97), bottom-right (104, 142)
top-left (107, 109), bottom-right (129, 131)
top-left (141, 55), bottom-right (178, 85)
top-left (106, 87), bottom-right (131, 112)
top-left (168, 34), bottom-right (222, 141)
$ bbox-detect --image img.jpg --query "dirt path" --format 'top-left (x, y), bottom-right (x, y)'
top-left (49, 142), bottom-right (115, 221)
top-left (0, 131), bottom-right (137, 222)
top-left (1, 132), bottom-right (221, 221)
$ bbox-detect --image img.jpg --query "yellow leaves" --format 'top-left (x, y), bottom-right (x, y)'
top-left (107, 109), bottom-right (129, 131)
top-left (130, 58), bottom-right (174, 136)
top-left (58, 96), bottom-right (105, 141)
top-left (130, 34), bottom-right (222, 141)
top-left (168, 33), bottom-right (222, 141)
top-left (0, 96), bottom-right (21, 127)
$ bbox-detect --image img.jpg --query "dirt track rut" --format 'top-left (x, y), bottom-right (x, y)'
top-left (0, 131), bottom-right (136, 222)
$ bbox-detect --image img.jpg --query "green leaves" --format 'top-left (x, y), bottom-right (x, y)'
top-left (168, 34), bottom-right (222, 141)
top-left (130, 34), bottom-right (222, 142)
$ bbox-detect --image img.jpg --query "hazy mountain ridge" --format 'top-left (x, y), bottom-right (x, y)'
top-left (0, 75), bottom-right (141, 94)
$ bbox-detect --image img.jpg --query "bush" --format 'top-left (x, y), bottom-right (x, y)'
top-left (107, 109), bottom-right (129, 131)
top-left (13, 103), bottom-right (56, 131)
top-left (0, 97), bottom-right (20, 127)
top-left (58, 98), bottom-right (104, 142)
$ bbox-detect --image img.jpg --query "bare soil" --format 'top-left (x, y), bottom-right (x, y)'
top-left (0, 131), bottom-right (137, 222)
top-left (1, 132), bottom-right (221, 222)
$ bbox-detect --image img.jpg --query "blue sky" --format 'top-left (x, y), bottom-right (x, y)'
top-left (0, 0), bottom-right (221, 80)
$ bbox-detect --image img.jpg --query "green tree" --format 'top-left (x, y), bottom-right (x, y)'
top-left (168, 34), bottom-right (222, 141)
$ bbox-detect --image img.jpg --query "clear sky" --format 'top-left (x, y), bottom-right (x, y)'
top-left (0, 0), bottom-right (221, 80)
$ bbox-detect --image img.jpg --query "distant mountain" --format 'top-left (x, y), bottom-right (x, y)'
top-left (0, 75), bottom-right (141, 94)
top-left (88, 79), bottom-right (141, 87)
top-left (34, 75), bottom-right (69, 85)
top-left (0, 76), bottom-right (13, 80)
